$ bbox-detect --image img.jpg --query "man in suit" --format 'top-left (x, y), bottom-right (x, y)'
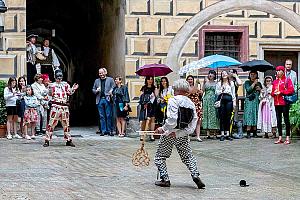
top-left (92, 68), bottom-right (115, 136)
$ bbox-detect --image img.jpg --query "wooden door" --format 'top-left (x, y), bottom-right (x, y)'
top-left (264, 51), bottom-right (298, 79)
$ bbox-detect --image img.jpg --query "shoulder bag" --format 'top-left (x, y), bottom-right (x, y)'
top-left (214, 93), bottom-right (223, 108)
top-left (284, 79), bottom-right (298, 104)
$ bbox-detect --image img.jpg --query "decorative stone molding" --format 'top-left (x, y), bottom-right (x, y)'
top-left (166, 0), bottom-right (300, 81)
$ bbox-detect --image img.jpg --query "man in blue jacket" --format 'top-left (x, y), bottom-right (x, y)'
top-left (92, 68), bottom-right (115, 136)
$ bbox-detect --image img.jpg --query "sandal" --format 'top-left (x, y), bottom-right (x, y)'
top-left (274, 139), bottom-right (283, 144)
top-left (284, 140), bottom-right (291, 145)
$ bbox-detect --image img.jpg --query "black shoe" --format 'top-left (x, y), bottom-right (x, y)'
top-left (207, 136), bottom-right (212, 140)
top-left (220, 135), bottom-right (225, 141)
top-left (225, 136), bottom-right (233, 141)
top-left (150, 136), bottom-right (155, 141)
top-left (109, 132), bottom-right (114, 136)
top-left (253, 134), bottom-right (259, 138)
top-left (100, 132), bottom-right (105, 136)
top-left (246, 133), bottom-right (251, 139)
top-left (66, 140), bottom-right (75, 147)
top-left (192, 176), bottom-right (205, 189)
top-left (96, 130), bottom-right (101, 134)
top-left (155, 179), bottom-right (171, 187)
top-left (43, 140), bottom-right (49, 147)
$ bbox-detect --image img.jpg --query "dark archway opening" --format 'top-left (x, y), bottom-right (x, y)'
top-left (27, 0), bottom-right (125, 126)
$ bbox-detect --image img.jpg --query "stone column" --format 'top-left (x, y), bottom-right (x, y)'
top-left (98, 0), bottom-right (125, 78)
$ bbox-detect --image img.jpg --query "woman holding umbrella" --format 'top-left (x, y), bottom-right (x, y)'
top-left (139, 76), bottom-right (156, 141)
top-left (243, 70), bottom-right (262, 138)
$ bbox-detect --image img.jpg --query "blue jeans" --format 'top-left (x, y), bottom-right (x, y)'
top-left (97, 98), bottom-right (112, 133)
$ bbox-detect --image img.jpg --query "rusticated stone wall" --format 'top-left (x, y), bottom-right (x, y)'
top-left (125, 0), bottom-right (300, 117)
top-left (0, 0), bottom-right (26, 79)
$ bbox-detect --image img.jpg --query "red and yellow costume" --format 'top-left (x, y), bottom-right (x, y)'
top-left (45, 81), bottom-right (76, 142)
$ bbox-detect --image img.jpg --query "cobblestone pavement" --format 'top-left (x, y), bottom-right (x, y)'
top-left (0, 127), bottom-right (299, 200)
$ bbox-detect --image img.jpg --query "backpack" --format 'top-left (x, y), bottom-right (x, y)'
top-left (175, 107), bottom-right (194, 129)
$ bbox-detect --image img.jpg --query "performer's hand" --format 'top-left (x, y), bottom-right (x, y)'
top-left (72, 83), bottom-right (79, 90)
top-left (169, 132), bottom-right (176, 138)
top-left (155, 127), bottom-right (163, 134)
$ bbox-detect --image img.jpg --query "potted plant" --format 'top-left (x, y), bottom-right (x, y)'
top-left (290, 100), bottom-right (300, 138)
top-left (289, 85), bottom-right (300, 139)
top-left (0, 80), bottom-right (7, 137)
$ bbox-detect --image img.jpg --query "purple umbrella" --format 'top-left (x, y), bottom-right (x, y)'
top-left (136, 64), bottom-right (173, 77)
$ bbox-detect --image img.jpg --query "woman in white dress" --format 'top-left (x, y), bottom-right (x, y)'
top-left (257, 76), bottom-right (277, 138)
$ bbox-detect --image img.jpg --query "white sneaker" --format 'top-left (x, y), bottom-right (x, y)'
top-left (13, 134), bottom-right (22, 139)
top-left (25, 135), bottom-right (31, 140)
top-left (7, 134), bottom-right (12, 140)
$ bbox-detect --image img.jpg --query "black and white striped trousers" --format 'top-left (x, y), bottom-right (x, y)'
top-left (154, 135), bottom-right (200, 181)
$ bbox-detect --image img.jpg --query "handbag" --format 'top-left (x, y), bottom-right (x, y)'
top-left (125, 104), bottom-right (132, 112)
top-left (284, 79), bottom-right (298, 104)
top-left (214, 100), bottom-right (221, 108)
top-left (214, 94), bottom-right (223, 108)
top-left (16, 99), bottom-right (21, 106)
top-left (284, 93), bottom-right (298, 104)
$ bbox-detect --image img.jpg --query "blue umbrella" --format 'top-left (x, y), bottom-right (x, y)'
top-left (179, 54), bottom-right (242, 75)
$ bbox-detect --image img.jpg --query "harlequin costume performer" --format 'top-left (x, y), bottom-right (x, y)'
top-left (154, 80), bottom-right (205, 189)
top-left (43, 69), bottom-right (79, 147)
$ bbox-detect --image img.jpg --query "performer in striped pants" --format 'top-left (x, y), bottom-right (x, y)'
top-left (154, 79), bottom-right (205, 189)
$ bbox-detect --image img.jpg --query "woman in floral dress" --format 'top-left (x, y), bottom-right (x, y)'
top-left (202, 70), bottom-right (219, 139)
top-left (186, 75), bottom-right (203, 142)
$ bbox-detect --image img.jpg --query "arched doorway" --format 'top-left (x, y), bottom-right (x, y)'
top-left (166, 0), bottom-right (300, 80)
top-left (27, 0), bottom-right (125, 125)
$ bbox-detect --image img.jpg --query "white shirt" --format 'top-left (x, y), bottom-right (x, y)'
top-left (161, 86), bottom-right (174, 97)
top-left (215, 81), bottom-right (236, 102)
top-left (37, 46), bottom-right (60, 67)
top-left (4, 87), bottom-right (18, 106)
top-left (161, 95), bottom-right (198, 138)
top-left (285, 70), bottom-right (297, 88)
top-left (31, 82), bottom-right (48, 101)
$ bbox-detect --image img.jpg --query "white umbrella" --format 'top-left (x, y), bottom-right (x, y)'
top-left (179, 55), bottom-right (242, 75)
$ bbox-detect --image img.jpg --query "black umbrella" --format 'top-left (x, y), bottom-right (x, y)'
top-left (239, 60), bottom-right (275, 72)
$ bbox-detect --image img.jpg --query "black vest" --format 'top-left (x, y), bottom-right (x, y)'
top-left (37, 47), bottom-right (53, 65)
top-left (175, 107), bottom-right (194, 129)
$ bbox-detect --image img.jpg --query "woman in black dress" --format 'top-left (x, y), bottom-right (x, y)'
top-left (139, 76), bottom-right (156, 141)
top-left (112, 76), bottom-right (130, 137)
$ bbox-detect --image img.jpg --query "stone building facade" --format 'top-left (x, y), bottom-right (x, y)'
top-left (125, 0), bottom-right (300, 116)
top-left (0, 0), bottom-right (26, 79)
top-left (1, 0), bottom-right (300, 118)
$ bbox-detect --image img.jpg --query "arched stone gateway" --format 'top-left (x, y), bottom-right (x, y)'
top-left (166, 0), bottom-right (300, 80)
top-left (27, 0), bottom-right (125, 125)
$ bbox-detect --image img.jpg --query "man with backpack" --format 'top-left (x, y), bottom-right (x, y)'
top-left (154, 79), bottom-right (205, 189)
